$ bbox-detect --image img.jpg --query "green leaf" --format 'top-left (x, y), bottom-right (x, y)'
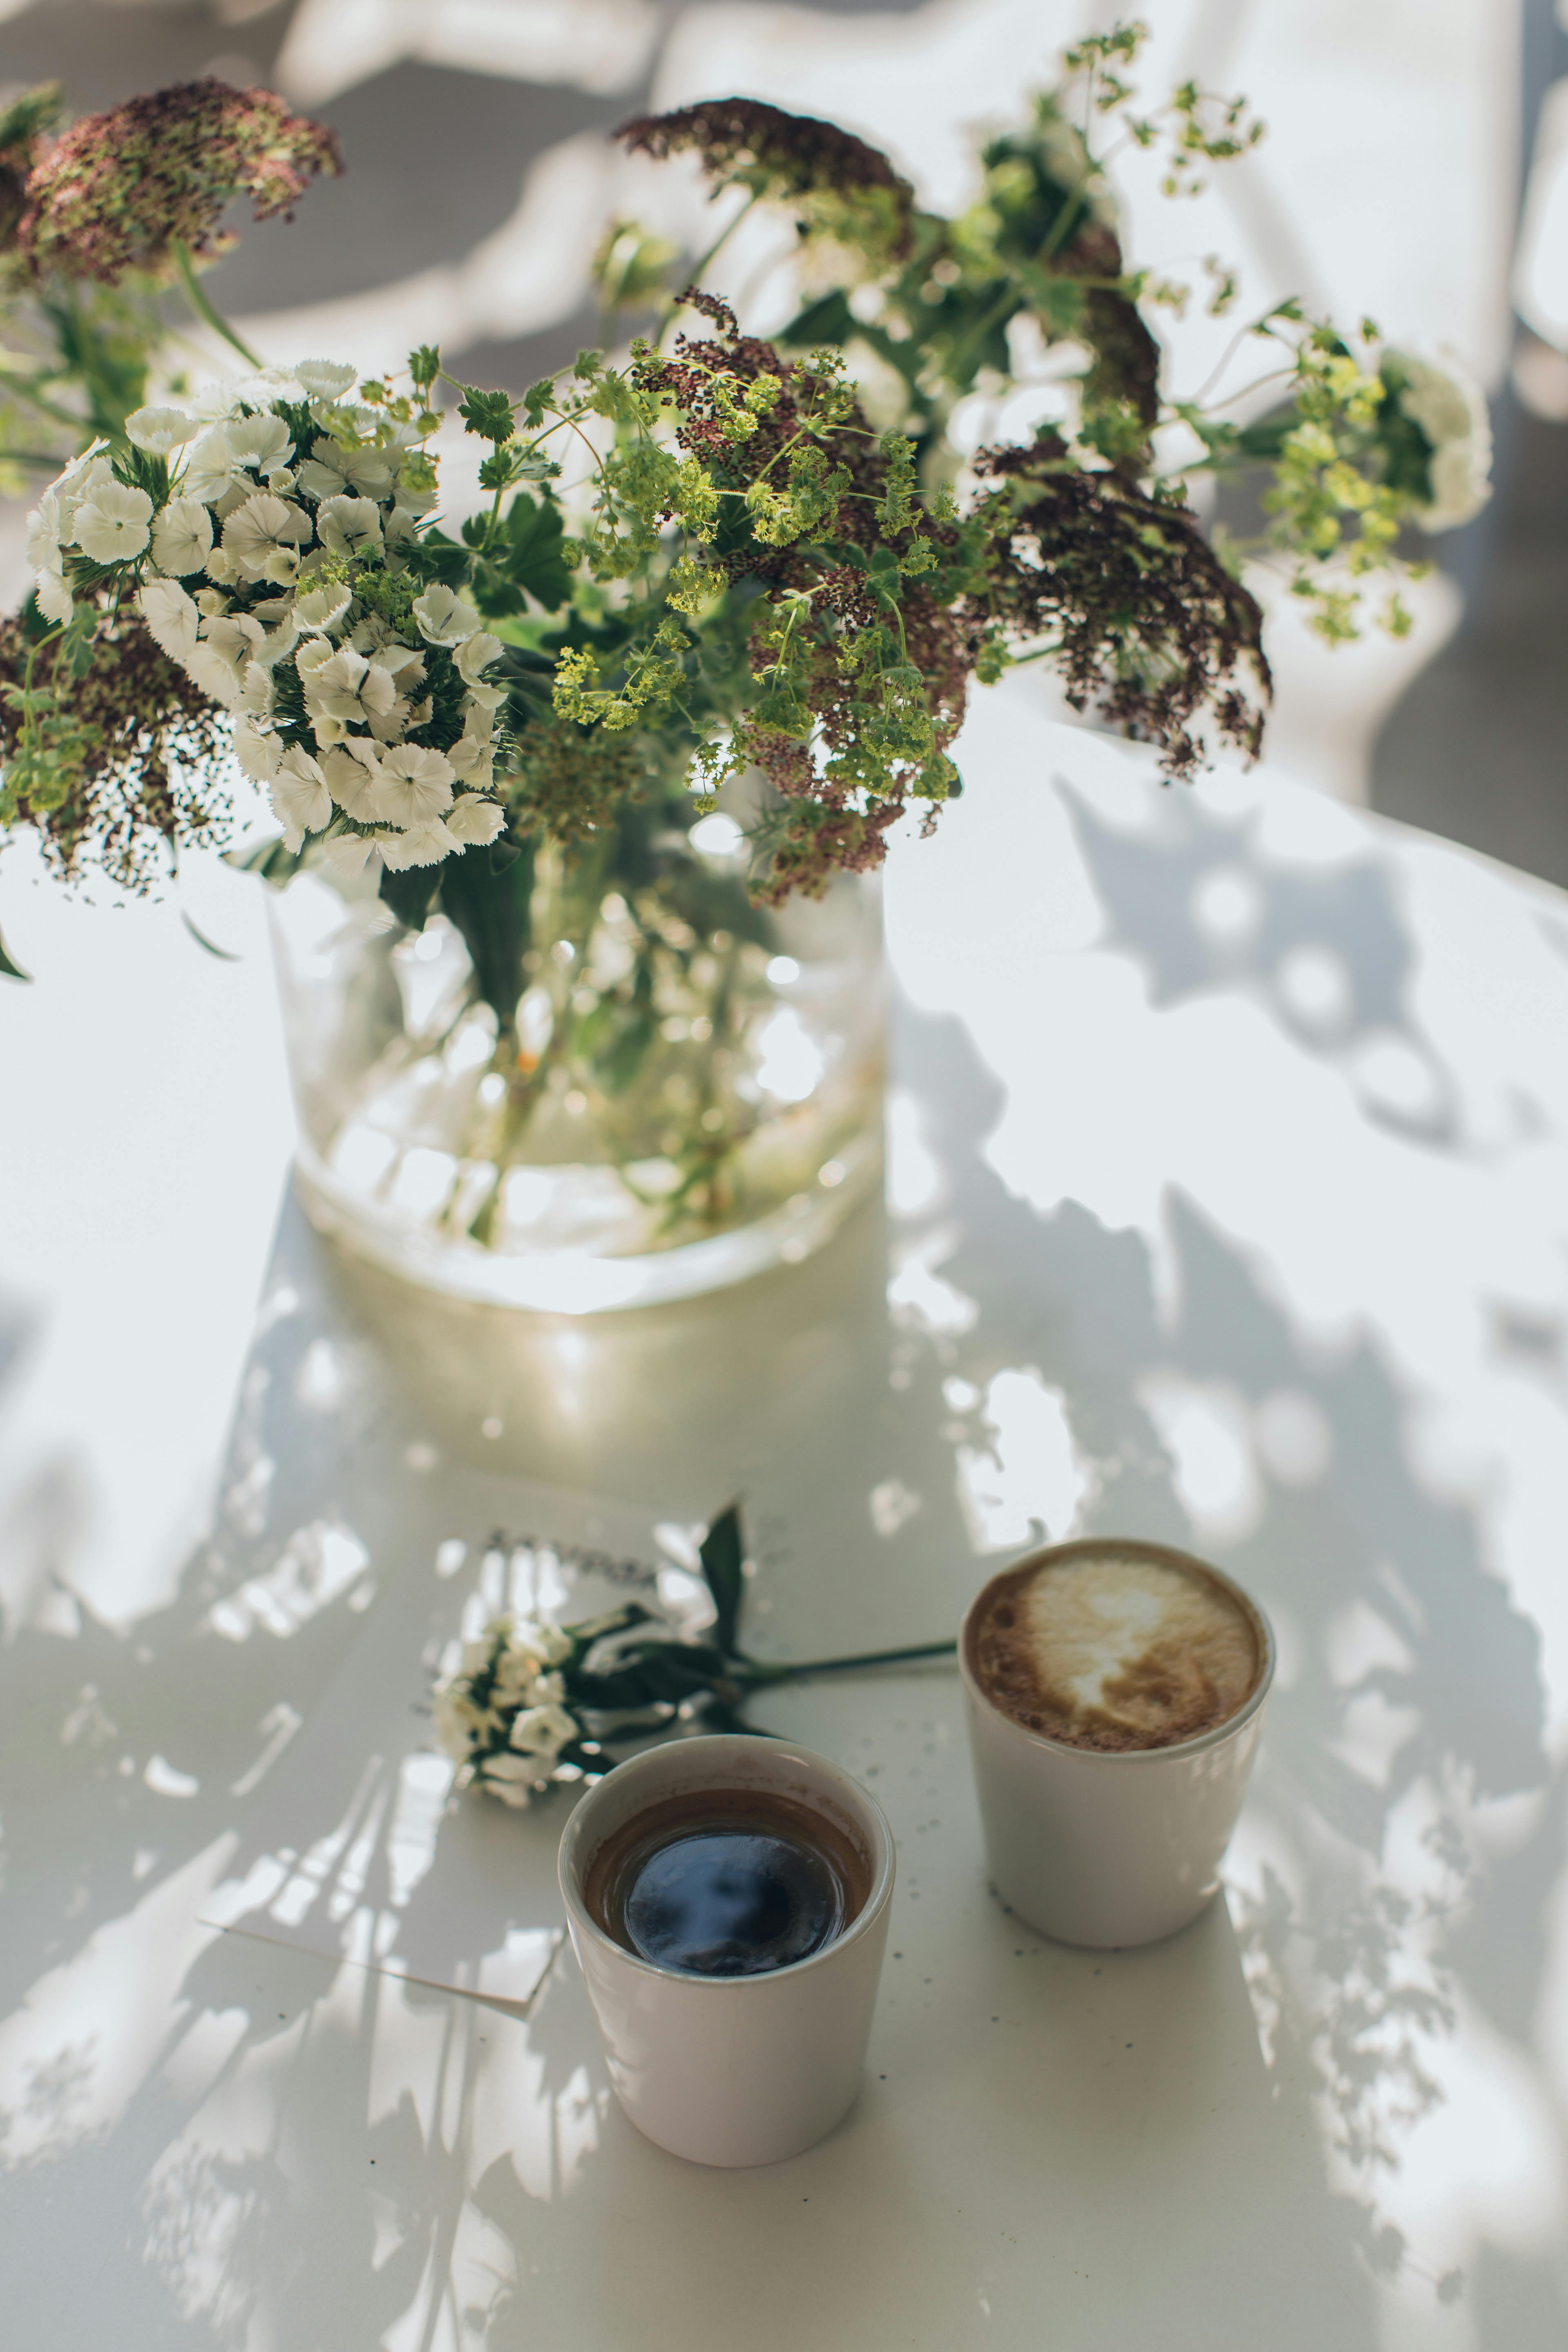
top-left (0, 915), bottom-right (31, 982)
top-left (501, 492), bottom-right (572, 613)
top-left (698, 1502), bottom-right (746, 1657)
top-left (457, 385), bottom-right (517, 444)
top-left (409, 343), bottom-right (441, 390)
top-left (437, 836), bottom-right (536, 1022)
top-left (378, 861), bottom-right (442, 932)
top-left (224, 833), bottom-right (306, 889)
top-left (180, 909), bottom-right (241, 961)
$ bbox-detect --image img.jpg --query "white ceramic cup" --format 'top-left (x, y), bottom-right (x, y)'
top-left (557, 1732), bottom-right (895, 2167)
top-left (960, 1538), bottom-right (1276, 1949)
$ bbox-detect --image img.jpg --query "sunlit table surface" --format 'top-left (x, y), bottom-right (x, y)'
top-left (3, 685), bottom-right (1568, 2350)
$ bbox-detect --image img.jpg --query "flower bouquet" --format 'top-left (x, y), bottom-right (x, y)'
top-left (0, 30), bottom-right (1491, 1303)
top-left (433, 1504), bottom-right (956, 1807)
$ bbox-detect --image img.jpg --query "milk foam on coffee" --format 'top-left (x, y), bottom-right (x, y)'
top-left (971, 1546), bottom-right (1262, 1752)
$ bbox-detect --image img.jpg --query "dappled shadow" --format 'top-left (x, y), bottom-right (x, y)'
top-left (1, 975), bottom-right (1564, 2340)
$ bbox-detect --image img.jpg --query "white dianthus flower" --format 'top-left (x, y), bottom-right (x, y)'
top-left (150, 497), bottom-right (214, 577)
top-left (183, 426), bottom-right (242, 505)
top-left (316, 493), bottom-right (384, 560)
top-left (379, 816), bottom-right (457, 869)
top-left (297, 435), bottom-right (394, 503)
top-left (454, 629), bottom-right (505, 685)
top-left (227, 414), bottom-right (295, 478)
top-left (125, 405), bottom-right (196, 456)
top-left (412, 582), bottom-right (481, 646)
top-left (138, 577), bottom-right (200, 665)
top-left (36, 567), bottom-right (72, 624)
top-left (233, 717), bottom-right (283, 783)
top-left (269, 745), bottom-right (333, 851)
top-left (374, 743), bottom-right (455, 826)
top-left (296, 360), bottom-right (358, 401)
top-left (1391, 351), bottom-right (1493, 533)
top-left (223, 492), bottom-right (311, 581)
top-left (73, 479), bottom-right (153, 564)
top-left (23, 491), bottom-right (61, 572)
top-left (295, 580), bottom-right (352, 634)
top-left (307, 644), bottom-right (398, 725)
top-left (321, 832), bottom-right (380, 881)
top-left (506, 1703), bottom-right (577, 1760)
top-left (321, 742), bottom-right (382, 817)
top-left (446, 793), bottom-right (505, 846)
top-left (447, 733), bottom-right (492, 785)
top-left (475, 1753), bottom-right (539, 1808)
top-left (188, 611), bottom-right (267, 706)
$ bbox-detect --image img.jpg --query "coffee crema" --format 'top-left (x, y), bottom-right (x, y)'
top-left (584, 1786), bottom-right (871, 1978)
top-left (968, 1541), bottom-right (1265, 1753)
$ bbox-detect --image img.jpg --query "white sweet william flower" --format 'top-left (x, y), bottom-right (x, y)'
top-left (316, 493), bottom-right (383, 560)
top-left (297, 434), bottom-right (394, 502)
top-left (194, 586), bottom-right (230, 616)
top-left (239, 662), bottom-right (277, 718)
top-left (474, 1753), bottom-right (539, 1808)
top-left (227, 414), bottom-right (294, 478)
top-left (269, 744), bottom-right (332, 851)
top-left (223, 492), bottom-right (311, 581)
top-left (233, 717), bottom-right (282, 783)
top-left (296, 359), bottom-right (358, 401)
top-left (52, 439), bottom-right (111, 535)
top-left (183, 426), bottom-right (241, 505)
top-left (73, 479), bottom-right (153, 563)
top-left (412, 582), bottom-right (481, 646)
top-left (36, 568), bottom-right (72, 624)
top-left (188, 612), bottom-right (266, 706)
top-left (379, 816), bottom-right (456, 869)
top-left (445, 793), bottom-right (505, 846)
top-left (125, 405), bottom-right (196, 456)
top-left (203, 541), bottom-right (240, 587)
top-left (295, 580), bottom-right (351, 633)
top-left (309, 644), bottom-right (397, 724)
top-left (23, 491), bottom-right (61, 571)
top-left (1392, 352), bottom-right (1493, 532)
top-left (374, 744), bottom-right (455, 826)
top-left (321, 833), bottom-right (379, 881)
top-left (507, 1703), bottom-right (577, 1760)
top-left (447, 733), bottom-right (492, 784)
top-left (138, 576), bottom-right (200, 664)
top-left (321, 742), bottom-right (382, 817)
top-left (150, 496), bottom-right (214, 577)
top-left (462, 680), bottom-right (508, 715)
top-left (454, 629), bottom-right (504, 685)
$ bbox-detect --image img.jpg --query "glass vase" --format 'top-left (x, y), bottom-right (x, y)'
top-left (266, 829), bottom-right (884, 1312)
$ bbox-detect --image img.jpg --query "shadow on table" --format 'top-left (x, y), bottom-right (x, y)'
top-left (0, 993), bottom-right (1563, 2344)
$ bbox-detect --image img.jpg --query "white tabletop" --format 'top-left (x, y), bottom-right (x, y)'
top-left (3, 688), bottom-right (1567, 2348)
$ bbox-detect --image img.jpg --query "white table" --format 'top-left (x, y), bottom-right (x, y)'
top-left (3, 691), bottom-right (1567, 2348)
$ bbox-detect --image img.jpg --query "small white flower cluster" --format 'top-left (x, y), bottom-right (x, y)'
top-left (1392, 350), bottom-right (1494, 535)
top-left (432, 1614), bottom-right (582, 1807)
top-left (23, 361), bottom-right (508, 876)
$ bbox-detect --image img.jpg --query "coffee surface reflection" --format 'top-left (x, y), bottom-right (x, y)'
top-left (586, 1786), bottom-right (869, 1977)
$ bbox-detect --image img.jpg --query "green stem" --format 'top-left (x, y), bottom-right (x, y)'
top-left (656, 188), bottom-right (763, 346)
top-left (745, 1639), bottom-right (958, 1685)
top-left (172, 241), bottom-right (261, 368)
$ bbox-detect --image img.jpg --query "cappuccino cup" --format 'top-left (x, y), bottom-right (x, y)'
top-left (960, 1538), bottom-right (1275, 1948)
top-left (558, 1733), bottom-right (895, 2167)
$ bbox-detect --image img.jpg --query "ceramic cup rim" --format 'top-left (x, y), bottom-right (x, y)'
top-left (959, 1535), bottom-right (1277, 1765)
top-left (557, 1731), bottom-right (896, 1988)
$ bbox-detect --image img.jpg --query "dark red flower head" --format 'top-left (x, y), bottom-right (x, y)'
top-left (17, 78), bottom-right (342, 284)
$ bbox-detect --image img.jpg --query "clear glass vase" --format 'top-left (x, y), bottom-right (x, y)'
top-left (266, 831), bottom-right (884, 1312)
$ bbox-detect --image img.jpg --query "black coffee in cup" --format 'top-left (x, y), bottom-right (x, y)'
top-left (584, 1785), bottom-right (870, 1978)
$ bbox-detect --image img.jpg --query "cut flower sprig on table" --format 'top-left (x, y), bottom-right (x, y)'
top-left (432, 1504), bottom-right (957, 1807)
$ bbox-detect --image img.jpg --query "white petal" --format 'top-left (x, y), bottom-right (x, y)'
top-left (445, 793), bottom-right (505, 846)
top-left (126, 405), bottom-right (196, 455)
top-left (412, 583), bottom-right (481, 646)
top-left (138, 577), bottom-right (200, 663)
